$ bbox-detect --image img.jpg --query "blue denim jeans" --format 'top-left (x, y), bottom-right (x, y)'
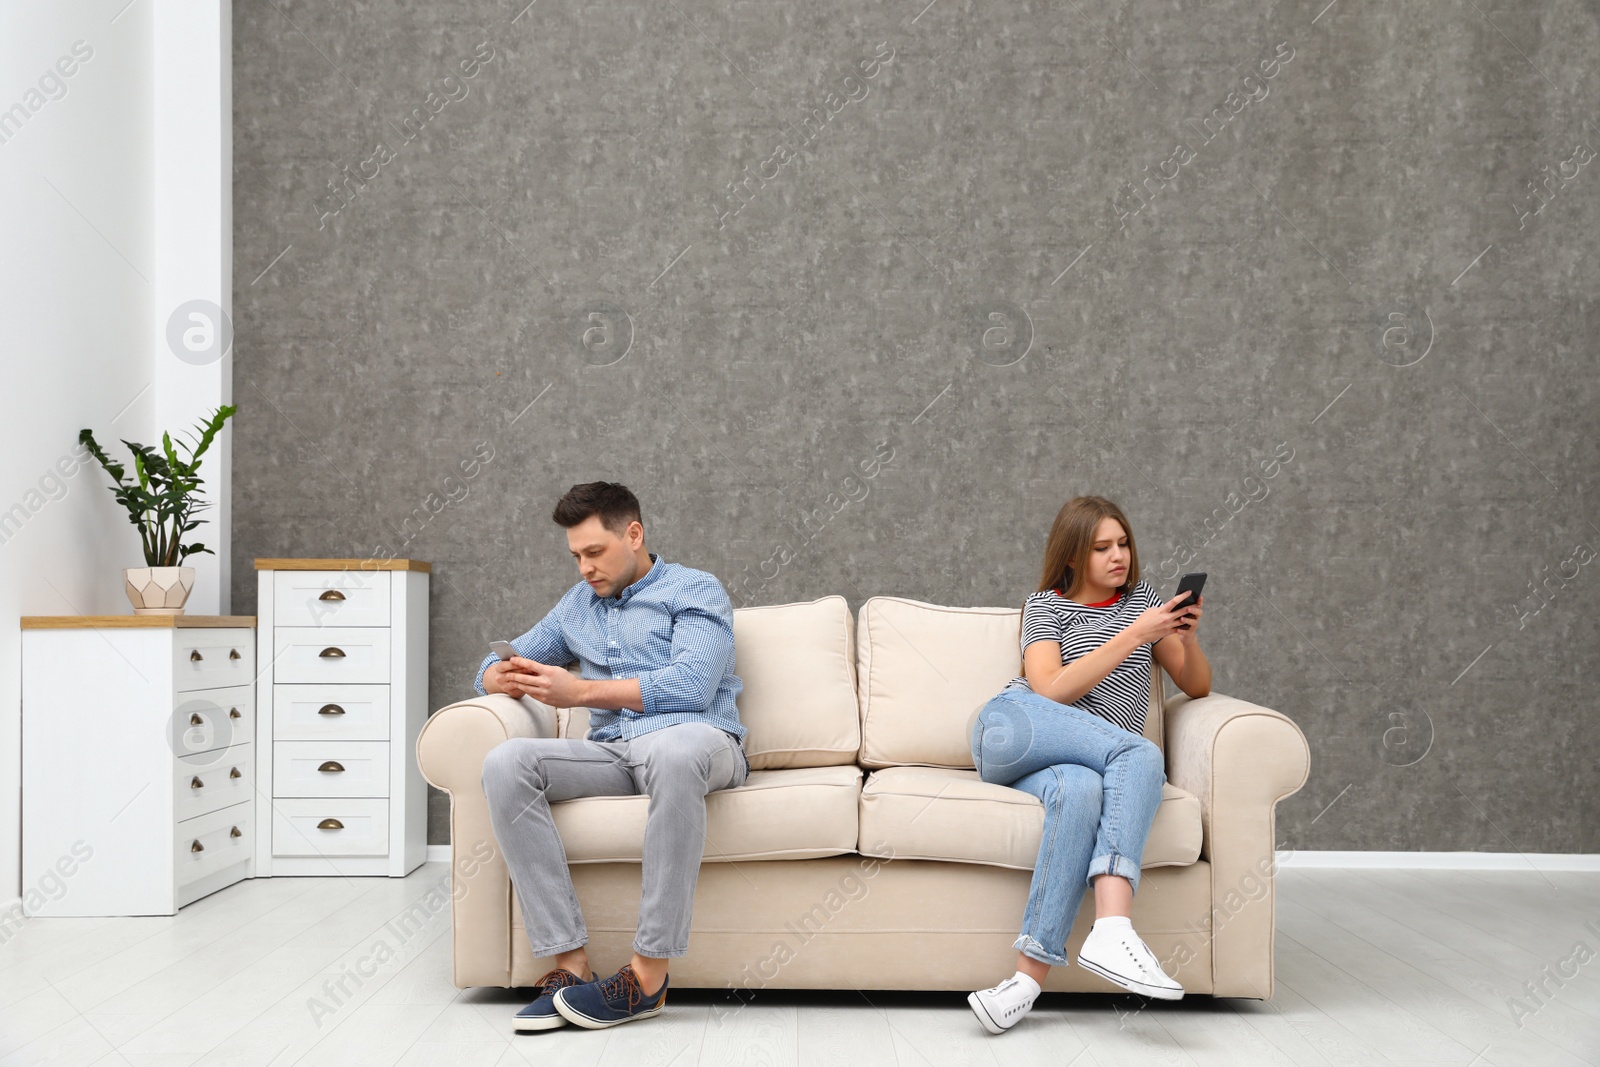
top-left (969, 687), bottom-right (1167, 966)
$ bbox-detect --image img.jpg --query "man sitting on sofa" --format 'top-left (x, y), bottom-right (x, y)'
top-left (475, 481), bottom-right (750, 1032)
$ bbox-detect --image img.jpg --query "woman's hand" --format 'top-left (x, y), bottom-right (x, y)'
top-left (1175, 595), bottom-right (1202, 644)
top-left (1133, 593), bottom-right (1201, 644)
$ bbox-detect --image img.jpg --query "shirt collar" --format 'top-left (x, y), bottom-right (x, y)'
top-left (611, 551), bottom-right (664, 604)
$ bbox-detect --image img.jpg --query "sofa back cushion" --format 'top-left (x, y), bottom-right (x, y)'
top-left (558, 594), bottom-right (861, 769)
top-left (731, 595), bottom-right (860, 768)
top-left (855, 596), bottom-right (1164, 768)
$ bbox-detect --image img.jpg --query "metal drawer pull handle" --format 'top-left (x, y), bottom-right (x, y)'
top-left (319, 590), bottom-right (346, 601)
top-left (190, 650), bottom-right (203, 662)
top-left (230, 826), bottom-right (242, 838)
top-left (317, 818), bottom-right (344, 830)
top-left (190, 713), bottom-right (204, 726)
top-left (229, 707), bottom-right (242, 720)
top-left (318, 647), bottom-right (346, 659)
top-left (318, 761), bottom-right (345, 773)
top-left (191, 776), bottom-right (204, 789)
top-left (230, 767), bottom-right (242, 779)
top-left (191, 840), bottom-right (204, 853)
top-left (229, 649), bottom-right (241, 660)
top-left (318, 704), bottom-right (345, 716)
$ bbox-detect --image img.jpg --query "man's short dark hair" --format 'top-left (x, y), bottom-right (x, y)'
top-left (552, 482), bottom-right (643, 538)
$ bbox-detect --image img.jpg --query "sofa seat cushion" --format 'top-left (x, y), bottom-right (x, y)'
top-left (857, 766), bottom-right (1201, 871)
top-left (552, 765), bottom-right (863, 863)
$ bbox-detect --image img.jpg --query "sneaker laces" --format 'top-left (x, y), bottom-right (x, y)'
top-left (981, 976), bottom-right (1034, 1017)
top-left (1106, 929), bottom-right (1169, 979)
top-left (599, 964), bottom-right (645, 1010)
top-left (533, 967), bottom-right (582, 997)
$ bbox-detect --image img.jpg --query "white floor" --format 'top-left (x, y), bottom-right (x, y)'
top-left (1, 863), bottom-right (1596, 1066)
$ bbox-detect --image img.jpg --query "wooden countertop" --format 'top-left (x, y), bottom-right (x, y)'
top-left (253, 558), bottom-right (432, 572)
top-left (21, 616), bottom-right (257, 630)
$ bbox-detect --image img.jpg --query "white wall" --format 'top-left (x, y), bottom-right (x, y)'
top-left (0, 1), bottom-right (230, 905)
top-left (153, 1), bottom-right (232, 613)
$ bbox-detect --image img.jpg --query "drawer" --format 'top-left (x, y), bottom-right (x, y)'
top-left (273, 798), bottom-right (389, 857)
top-left (175, 741), bottom-right (253, 823)
top-left (273, 628), bottom-right (390, 685)
top-left (273, 740), bottom-right (389, 798)
top-left (176, 800), bottom-right (253, 887)
top-left (174, 630), bottom-right (254, 693)
top-left (172, 686), bottom-right (255, 757)
top-left (273, 685), bottom-right (390, 741)
top-left (273, 571), bottom-right (391, 628)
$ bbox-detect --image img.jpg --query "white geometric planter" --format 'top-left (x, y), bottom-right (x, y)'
top-left (124, 566), bottom-right (196, 615)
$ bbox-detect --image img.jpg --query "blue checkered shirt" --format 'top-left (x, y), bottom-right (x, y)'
top-left (472, 552), bottom-right (747, 745)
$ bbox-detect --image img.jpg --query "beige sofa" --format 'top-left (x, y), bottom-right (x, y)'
top-left (416, 595), bottom-right (1310, 997)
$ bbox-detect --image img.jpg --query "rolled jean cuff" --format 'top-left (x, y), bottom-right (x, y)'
top-left (633, 939), bottom-right (690, 959)
top-left (531, 935), bottom-right (589, 957)
top-left (1087, 852), bottom-right (1142, 890)
top-left (1014, 933), bottom-right (1071, 967)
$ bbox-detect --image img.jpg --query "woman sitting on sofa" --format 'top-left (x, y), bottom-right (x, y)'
top-left (966, 495), bottom-right (1211, 1034)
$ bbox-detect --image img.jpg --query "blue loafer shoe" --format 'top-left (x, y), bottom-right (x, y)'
top-left (552, 964), bottom-right (668, 1029)
top-left (513, 967), bottom-right (595, 1031)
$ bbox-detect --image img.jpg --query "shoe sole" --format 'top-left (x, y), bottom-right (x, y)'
top-left (1076, 954), bottom-right (1184, 1000)
top-left (552, 991), bottom-right (667, 1029)
top-left (512, 1012), bottom-right (568, 1032)
top-left (967, 991), bottom-right (1009, 1035)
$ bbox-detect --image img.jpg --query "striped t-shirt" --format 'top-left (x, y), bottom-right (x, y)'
top-left (1003, 578), bottom-right (1161, 736)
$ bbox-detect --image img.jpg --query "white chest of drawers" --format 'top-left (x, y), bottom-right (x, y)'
top-left (20, 615), bottom-right (258, 916)
top-left (254, 559), bottom-right (429, 877)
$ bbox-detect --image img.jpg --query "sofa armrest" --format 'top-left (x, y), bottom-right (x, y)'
top-left (415, 693), bottom-right (558, 988)
top-left (1163, 691), bottom-right (1310, 999)
top-left (416, 692), bottom-right (557, 792)
top-left (1164, 692), bottom-right (1310, 854)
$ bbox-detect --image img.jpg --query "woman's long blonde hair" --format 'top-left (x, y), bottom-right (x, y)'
top-left (1019, 496), bottom-right (1143, 673)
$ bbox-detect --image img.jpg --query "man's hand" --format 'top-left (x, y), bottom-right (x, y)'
top-left (484, 656), bottom-right (547, 700)
top-left (483, 656), bottom-right (586, 708)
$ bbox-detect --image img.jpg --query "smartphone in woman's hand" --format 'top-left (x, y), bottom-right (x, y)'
top-left (1173, 573), bottom-right (1206, 629)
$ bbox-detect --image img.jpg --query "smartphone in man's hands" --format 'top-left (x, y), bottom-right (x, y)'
top-left (489, 640), bottom-right (517, 661)
top-left (1172, 572), bottom-right (1206, 630)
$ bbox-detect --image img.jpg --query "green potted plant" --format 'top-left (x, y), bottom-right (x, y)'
top-left (79, 405), bottom-right (237, 615)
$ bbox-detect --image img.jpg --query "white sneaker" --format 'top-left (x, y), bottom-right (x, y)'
top-left (967, 972), bottom-right (1041, 1034)
top-left (1076, 922), bottom-right (1184, 1000)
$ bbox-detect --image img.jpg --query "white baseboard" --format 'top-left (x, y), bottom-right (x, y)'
top-left (1275, 850), bottom-right (1600, 871)
top-left (422, 843), bottom-right (1600, 872)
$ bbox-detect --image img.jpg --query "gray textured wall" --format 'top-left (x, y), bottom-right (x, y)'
top-left (230, 1), bottom-right (1599, 853)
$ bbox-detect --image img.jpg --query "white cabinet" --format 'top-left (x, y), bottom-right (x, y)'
top-left (254, 559), bottom-right (429, 877)
top-left (20, 616), bottom-right (258, 916)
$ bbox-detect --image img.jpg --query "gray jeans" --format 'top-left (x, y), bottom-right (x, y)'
top-left (481, 721), bottom-right (749, 959)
